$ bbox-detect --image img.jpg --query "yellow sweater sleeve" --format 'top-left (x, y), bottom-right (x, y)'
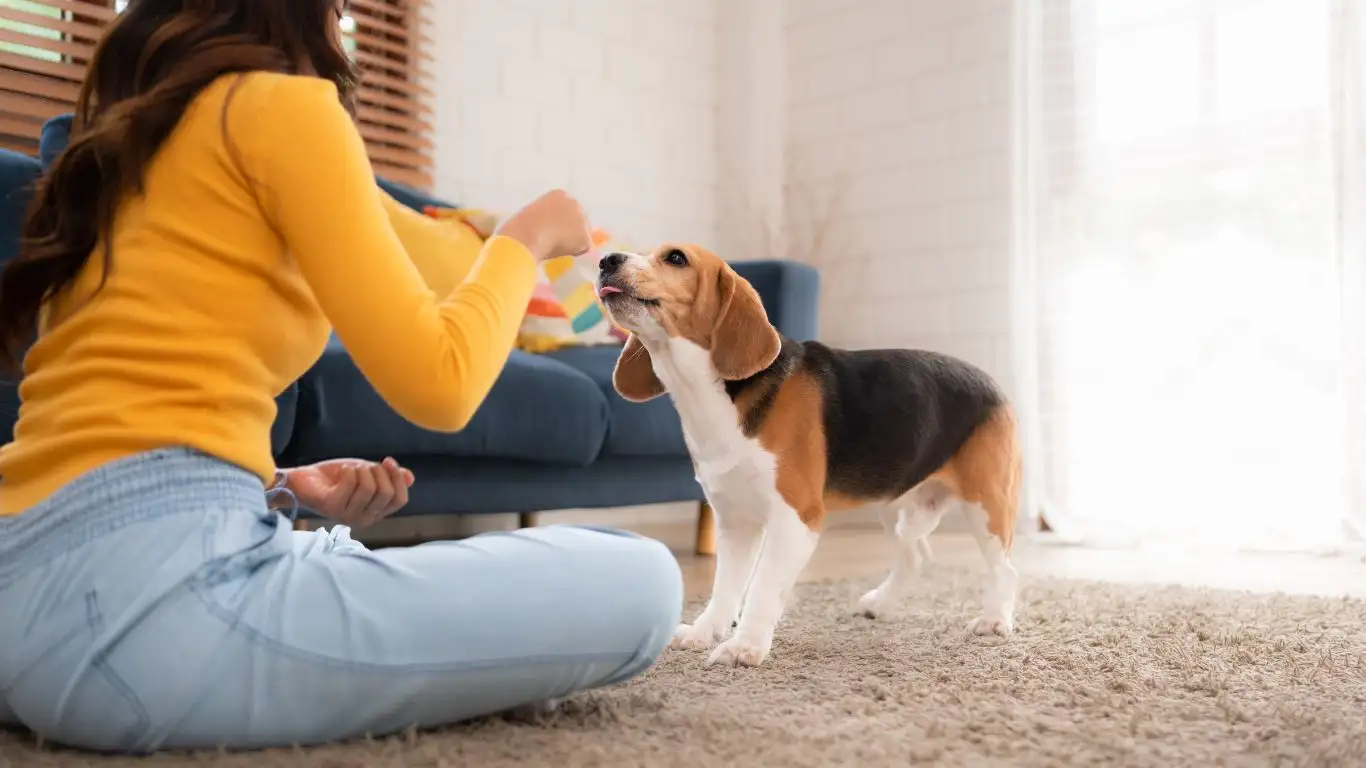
top-left (236, 74), bottom-right (537, 431)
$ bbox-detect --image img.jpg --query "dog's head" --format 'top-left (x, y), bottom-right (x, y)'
top-left (596, 243), bottom-right (781, 402)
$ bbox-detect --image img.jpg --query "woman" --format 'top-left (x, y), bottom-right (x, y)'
top-left (0, 0), bottom-right (681, 753)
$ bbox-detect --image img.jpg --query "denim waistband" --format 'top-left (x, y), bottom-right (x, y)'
top-left (0, 448), bottom-right (269, 585)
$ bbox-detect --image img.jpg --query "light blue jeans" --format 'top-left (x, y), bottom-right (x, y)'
top-left (0, 448), bottom-right (682, 753)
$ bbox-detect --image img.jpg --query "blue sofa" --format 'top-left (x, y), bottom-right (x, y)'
top-left (0, 117), bottom-right (820, 529)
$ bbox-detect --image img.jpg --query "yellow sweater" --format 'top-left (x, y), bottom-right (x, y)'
top-left (0, 72), bottom-right (536, 515)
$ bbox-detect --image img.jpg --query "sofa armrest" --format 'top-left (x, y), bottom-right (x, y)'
top-left (728, 260), bottom-right (821, 341)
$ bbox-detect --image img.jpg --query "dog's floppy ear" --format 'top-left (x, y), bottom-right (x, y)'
top-left (711, 267), bottom-right (781, 380)
top-left (613, 334), bottom-right (665, 402)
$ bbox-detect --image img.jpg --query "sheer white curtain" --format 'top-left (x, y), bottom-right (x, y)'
top-left (1019, 0), bottom-right (1366, 552)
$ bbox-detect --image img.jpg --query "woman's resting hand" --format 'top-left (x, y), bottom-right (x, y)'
top-left (279, 457), bottom-right (416, 529)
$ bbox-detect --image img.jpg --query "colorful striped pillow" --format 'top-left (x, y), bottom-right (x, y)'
top-left (518, 233), bottom-right (626, 352)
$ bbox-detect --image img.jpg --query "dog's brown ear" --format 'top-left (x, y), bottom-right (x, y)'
top-left (613, 335), bottom-right (665, 402)
top-left (711, 267), bottom-right (781, 380)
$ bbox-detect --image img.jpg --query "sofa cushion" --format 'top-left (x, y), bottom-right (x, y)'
top-left (0, 150), bottom-right (43, 444)
top-left (39, 115), bottom-right (71, 169)
top-left (285, 336), bottom-right (611, 466)
top-left (0, 149), bottom-right (40, 268)
top-left (310, 455), bottom-right (703, 518)
top-left (546, 345), bottom-right (688, 458)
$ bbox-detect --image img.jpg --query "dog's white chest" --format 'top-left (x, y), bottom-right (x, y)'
top-left (648, 338), bottom-right (778, 518)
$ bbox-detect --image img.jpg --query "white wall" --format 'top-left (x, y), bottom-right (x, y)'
top-left (425, 0), bottom-right (722, 251)
top-left (425, 1), bottom-right (1017, 391)
top-left (785, 0), bottom-right (1016, 394)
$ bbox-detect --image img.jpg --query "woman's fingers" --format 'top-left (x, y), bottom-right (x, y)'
top-left (380, 457), bottom-right (410, 517)
top-left (364, 461), bottom-right (397, 525)
top-left (324, 459), bottom-right (412, 528)
top-left (342, 461), bottom-right (378, 524)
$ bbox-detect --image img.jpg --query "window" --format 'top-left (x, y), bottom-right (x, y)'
top-left (341, 12), bottom-right (357, 55)
top-left (0, 1), bottom-right (62, 64)
top-left (0, 0), bottom-right (432, 188)
top-left (1024, 0), bottom-right (1356, 551)
top-left (0, 0), bottom-right (111, 154)
top-left (345, 0), bottom-right (433, 188)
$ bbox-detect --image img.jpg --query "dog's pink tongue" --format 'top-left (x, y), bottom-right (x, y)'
top-left (598, 285), bottom-right (623, 298)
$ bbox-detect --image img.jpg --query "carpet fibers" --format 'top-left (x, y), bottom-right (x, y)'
top-left (3, 566), bottom-right (1364, 767)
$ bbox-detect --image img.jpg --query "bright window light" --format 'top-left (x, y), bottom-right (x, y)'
top-left (0, 0), bottom-right (62, 62)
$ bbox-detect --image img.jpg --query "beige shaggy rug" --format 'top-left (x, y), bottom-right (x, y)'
top-left (3, 566), bottom-right (1364, 767)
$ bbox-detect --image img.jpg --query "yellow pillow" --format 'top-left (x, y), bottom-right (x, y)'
top-left (379, 190), bottom-right (485, 297)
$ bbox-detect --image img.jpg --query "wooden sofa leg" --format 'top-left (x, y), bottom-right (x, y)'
top-left (695, 501), bottom-right (716, 556)
top-left (293, 518), bottom-right (310, 532)
top-left (518, 512), bottom-right (538, 529)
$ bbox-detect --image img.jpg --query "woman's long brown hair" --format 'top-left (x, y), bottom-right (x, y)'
top-left (0, 0), bottom-right (358, 375)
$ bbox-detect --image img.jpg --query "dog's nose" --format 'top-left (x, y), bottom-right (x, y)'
top-left (599, 252), bottom-right (627, 274)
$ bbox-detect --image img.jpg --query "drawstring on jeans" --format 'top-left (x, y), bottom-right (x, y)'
top-left (266, 469), bottom-right (299, 522)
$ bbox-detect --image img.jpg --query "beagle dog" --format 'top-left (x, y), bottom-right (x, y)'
top-left (597, 244), bottom-right (1021, 668)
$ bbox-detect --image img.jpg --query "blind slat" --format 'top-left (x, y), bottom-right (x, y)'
top-left (359, 121), bottom-right (434, 153)
top-left (0, 26), bottom-right (96, 62)
top-left (0, 6), bottom-right (104, 42)
top-left (351, 10), bottom-right (410, 40)
top-left (0, 49), bottom-right (85, 82)
top-left (350, 46), bottom-right (433, 78)
top-left (357, 104), bottom-right (433, 135)
top-left (0, 67), bottom-right (80, 104)
top-left (364, 139), bottom-right (428, 168)
top-left (0, 113), bottom-right (42, 140)
top-left (355, 67), bottom-right (431, 100)
top-left (352, 34), bottom-right (420, 64)
top-left (10, 0), bottom-right (116, 23)
top-left (350, 0), bottom-right (433, 48)
top-left (0, 89), bottom-right (71, 121)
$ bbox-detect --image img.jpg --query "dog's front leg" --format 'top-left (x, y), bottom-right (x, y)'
top-left (707, 506), bottom-right (819, 667)
top-left (672, 504), bottom-right (763, 650)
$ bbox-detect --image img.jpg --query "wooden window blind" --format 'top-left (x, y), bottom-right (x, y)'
top-left (345, 0), bottom-right (434, 189)
top-left (0, 0), bottom-right (433, 189)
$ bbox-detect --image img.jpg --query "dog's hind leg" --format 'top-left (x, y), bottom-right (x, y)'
top-left (962, 499), bottom-right (1018, 636)
top-left (952, 407), bottom-right (1021, 637)
top-left (857, 484), bottom-right (949, 619)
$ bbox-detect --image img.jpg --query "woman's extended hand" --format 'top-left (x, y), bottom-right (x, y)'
top-left (495, 189), bottom-right (594, 262)
top-left (283, 457), bottom-right (415, 529)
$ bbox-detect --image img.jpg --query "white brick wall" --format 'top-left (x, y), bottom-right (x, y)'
top-left (423, 0), bottom-right (1016, 390)
top-left (785, 0), bottom-right (1017, 394)
top-left (425, 0), bottom-right (722, 250)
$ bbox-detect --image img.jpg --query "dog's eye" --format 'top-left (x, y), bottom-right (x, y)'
top-left (662, 249), bottom-right (688, 267)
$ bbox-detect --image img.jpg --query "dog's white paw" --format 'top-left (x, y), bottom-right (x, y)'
top-left (706, 635), bottom-right (771, 667)
top-left (968, 615), bottom-right (1014, 637)
top-left (670, 621), bottom-right (728, 650)
top-left (857, 588), bottom-right (893, 619)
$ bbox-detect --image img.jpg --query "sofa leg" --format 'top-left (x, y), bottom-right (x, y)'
top-left (293, 518), bottom-right (310, 532)
top-left (695, 501), bottom-right (716, 556)
top-left (518, 512), bottom-right (537, 529)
